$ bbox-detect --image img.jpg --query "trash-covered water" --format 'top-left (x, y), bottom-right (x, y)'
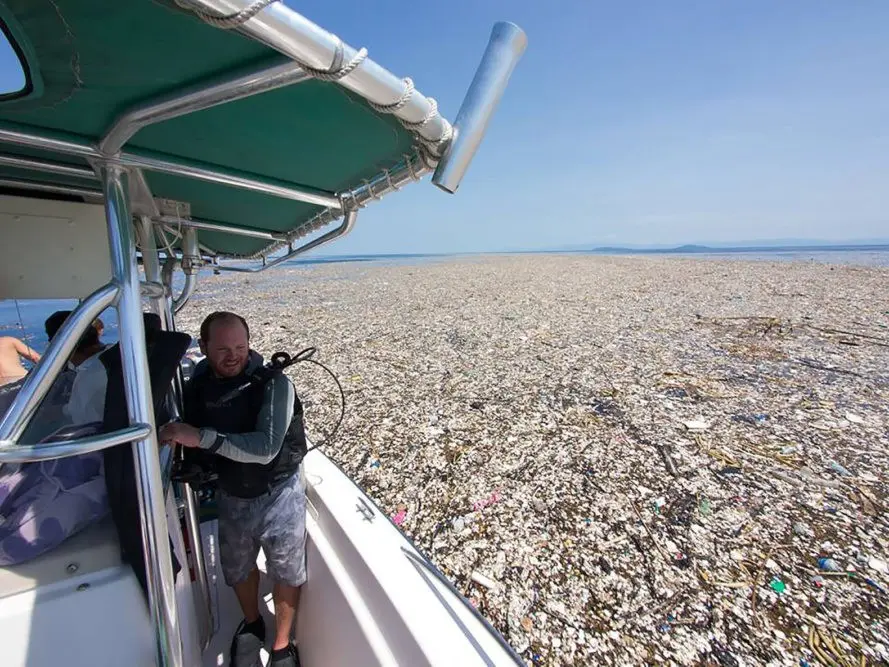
top-left (5, 251), bottom-right (889, 665)
top-left (174, 254), bottom-right (889, 666)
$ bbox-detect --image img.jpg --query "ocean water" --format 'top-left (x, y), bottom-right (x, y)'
top-left (284, 247), bottom-right (889, 268)
top-left (0, 298), bottom-right (119, 357)
top-left (3, 246), bottom-right (887, 352)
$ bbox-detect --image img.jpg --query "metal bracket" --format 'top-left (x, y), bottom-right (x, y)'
top-left (155, 198), bottom-right (192, 218)
top-left (140, 280), bottom-right (167, 299)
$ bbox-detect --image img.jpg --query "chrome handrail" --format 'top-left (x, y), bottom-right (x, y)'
top-left (100, 164), bottom-right (184, 667)
top-left (0, 154), bottom-right (98, 180)
top-left (0, 177), bottom-right (102, 201)
top-left (184, 0), bottom-right (453, 150)
top-left (214, 208), bottom-right (358, 273)
top-left (154, 215), bottom-right (285, 241)
top-left (119, 150), bottom-right (340, 210)
top-left (0, 424), bottom-right (153, 463)
top-left (136, 215), bottom-right (214, 651)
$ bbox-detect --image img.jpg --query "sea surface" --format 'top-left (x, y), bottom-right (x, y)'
top-left (279, 246), bottom-right (889, 268)
top-left (3, 246), bottom-right (887, 354)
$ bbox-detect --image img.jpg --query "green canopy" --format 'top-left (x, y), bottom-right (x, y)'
top-left (0, 0), bottom-right (424, 257)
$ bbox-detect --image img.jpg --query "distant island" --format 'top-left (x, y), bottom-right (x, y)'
top-left (298, 239), bottom-right (889, 263)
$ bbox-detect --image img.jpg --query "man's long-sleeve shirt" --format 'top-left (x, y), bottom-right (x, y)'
top-left (195, 371), bottom-right (295, 464)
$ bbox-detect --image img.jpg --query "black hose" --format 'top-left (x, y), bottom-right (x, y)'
top-left (271, 348), bottom-right (346, 451)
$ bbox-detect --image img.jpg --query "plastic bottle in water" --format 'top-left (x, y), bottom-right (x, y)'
top-left (817, 557), bottom-right (842, 572)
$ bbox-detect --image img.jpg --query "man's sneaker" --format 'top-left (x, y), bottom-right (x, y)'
top-left (268, 643), bottom-right (301, 667)
top-left (229, 618), bottom-right (266, 667)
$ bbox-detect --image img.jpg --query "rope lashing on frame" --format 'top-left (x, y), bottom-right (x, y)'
top-left (175, 0), bottom-right (453, 161)
top-left (175, 0), bottom-right (280, 29)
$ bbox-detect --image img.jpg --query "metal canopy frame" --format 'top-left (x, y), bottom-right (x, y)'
top-left (0, 125), bottom-right (341, 210)
top-left (99, 60), bottom-right (311, 156)
top-left (0, 6), bottom-right (526, 667)
top-left (0, 177), bottom-right (102, 201)
top-left (0, 10), bottom-right (526, 264)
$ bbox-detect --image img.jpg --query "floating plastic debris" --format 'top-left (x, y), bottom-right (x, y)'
top-left (770, 578), bottom-right (787, 594)
top-left (174, 254), bottom-right (889, 665)
top-left (869, 556), bottom-right (889, 574)
top-left (470, 571), bottom-right (498, 590)
top-left (818, 558), bottom-right (843, 572)
top-left (472, 489), bottom-right (502, 512)
top-left (862, 576), bottom-right (888, 594)
top-left (828, 460), bottom-right (854, 477)
top-left (699, 497), bottom-right (712, 516)
top-left (732, 413), bottom-right (769, 425)
top-left (793, 521), bottom-right (813, 537)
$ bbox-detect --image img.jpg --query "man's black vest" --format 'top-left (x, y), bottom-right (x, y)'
top-left (183, 365), bottom-right (307, 499)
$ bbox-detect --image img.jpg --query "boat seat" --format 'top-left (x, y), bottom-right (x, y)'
top-left (0, 515), bottom-right (122, 600)
top-left (0, 512), bottom-right (156, 667)
top-left (100, 313), bottom-right (191, 598)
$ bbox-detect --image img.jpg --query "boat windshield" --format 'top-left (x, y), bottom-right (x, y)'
top-left (0, 22), bottom-right (26, 97)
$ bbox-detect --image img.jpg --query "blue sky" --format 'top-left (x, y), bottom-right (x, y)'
top-left (1, 2), bottom-right (888, 253)
top-left (302, 0), bottom-right (889, 253)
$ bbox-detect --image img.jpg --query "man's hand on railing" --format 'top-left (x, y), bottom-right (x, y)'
top-left (158, 421), bottom-right (201, 448)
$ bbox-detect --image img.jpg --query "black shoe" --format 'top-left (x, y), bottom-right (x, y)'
top-left (268, 643), bottom-right (301, 667)
top-left (229, 617), bottom-right (266, 667)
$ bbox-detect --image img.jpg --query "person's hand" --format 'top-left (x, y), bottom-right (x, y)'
top-left (158, 422), bottom-right (201, 448)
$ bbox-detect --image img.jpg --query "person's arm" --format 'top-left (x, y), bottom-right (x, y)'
top-left (161, 373), bottom-right (295, 464)
top-left (13, 339), bottom-right (40, 364)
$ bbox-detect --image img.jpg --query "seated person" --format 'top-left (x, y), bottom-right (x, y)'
top-left (65, 313), bottom-right (152, 426)
top-left (44, 311), bottom-right (107, 368)
top-left (36, 312), bottom-right (106, 438)
top-left (0, 312), bottom-right (106, 442)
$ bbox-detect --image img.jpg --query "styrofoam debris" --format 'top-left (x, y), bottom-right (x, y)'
top-left (471, 571), bottom-right (499, 590)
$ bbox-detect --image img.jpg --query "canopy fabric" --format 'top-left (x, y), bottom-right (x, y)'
top-left (0, 0), bottom-right (419, 257)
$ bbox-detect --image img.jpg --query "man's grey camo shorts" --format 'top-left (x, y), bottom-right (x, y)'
top-left (217, 467), bottom-right (307, 587)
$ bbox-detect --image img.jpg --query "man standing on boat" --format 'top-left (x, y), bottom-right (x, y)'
top-left (160, 311), bottom-right (307, 667)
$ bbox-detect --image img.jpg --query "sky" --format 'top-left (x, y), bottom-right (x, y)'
top-left (298, 0), bottom-right (889, 253)
top-left (1, 1), bottom-right (888, 253)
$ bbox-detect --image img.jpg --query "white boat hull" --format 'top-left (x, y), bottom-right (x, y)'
top-left (202, 449), bottom-right (522, 666)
